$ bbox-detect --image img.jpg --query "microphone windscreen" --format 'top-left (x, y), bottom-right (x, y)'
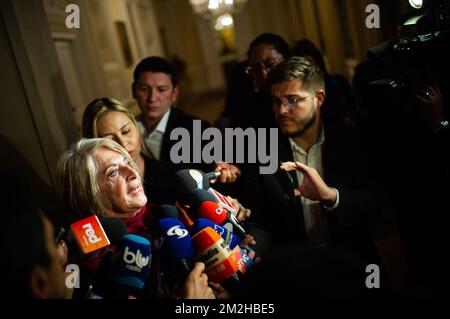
top-left (204, 171), bottom-right (221, 181)
top-left (153, 204), bottom-right (181, 220)
top-left (192, 227), bottom-right (239, 283)
top-left (195, 218), bottom-right (241, 249)
top-left (197, 201), bottom-right (228, 225)
top-left (159, 218), bottom-right (193, 261)
top-left (206, 188), bottom-right (237, 215)
top-left (174, 169), bottom-right (210, 197)
top-left (184, 188), bottom-right (217, 209)
top-left (115, 234), bottom-right (152, 290)
top-left (98, 217), bottom-right (128, 245)
top-left (70, 215), bottom-right (111, 255)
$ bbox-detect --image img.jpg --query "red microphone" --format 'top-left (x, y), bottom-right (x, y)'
top-left (196, 201), bottom-right (228, 225)
top-left (191, 227), bottom-right (239, 283)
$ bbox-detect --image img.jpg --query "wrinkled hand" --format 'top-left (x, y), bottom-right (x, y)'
top-left (179, 262), bottom-right (215, 299)
top-left (212, 162), bottom-right (241, 184)
top-left (227, 196), bottom-right (251, 222)
top-left (280, 161), bottom-right (337, 206)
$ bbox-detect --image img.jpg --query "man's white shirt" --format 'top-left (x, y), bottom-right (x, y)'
top-left (137, 108), bottom-right (171, 160)
top-left (288, 125), bottom-right (339, 244)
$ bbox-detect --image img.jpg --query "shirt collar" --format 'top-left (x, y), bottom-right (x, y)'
top-left (289, 123), bottom-right (326, 154)
top-left (153, 108), bottom-right (171, 134)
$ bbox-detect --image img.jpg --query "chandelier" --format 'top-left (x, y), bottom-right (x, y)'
top-left (189, 0), bottom-right (249, 18)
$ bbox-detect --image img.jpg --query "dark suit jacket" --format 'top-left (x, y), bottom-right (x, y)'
top-left (159, 107), bottom-right (215, 173)
top-left (239, 124), bottom-right (380, 261)
top-left (143, 155), bottom-right (176, 205)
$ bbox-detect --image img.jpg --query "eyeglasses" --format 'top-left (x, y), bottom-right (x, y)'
top-left (272, 93), bottom-right (315, 112)
top-left (245, 58), bottom-right (282, 75)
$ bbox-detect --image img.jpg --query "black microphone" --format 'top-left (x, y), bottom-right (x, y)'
top-left (67, 217), bottom-right (129, 299)
top-left (153, 204), bottom-right (182, 221)
top-left (88, 234), bottom-right (152, 299)
top-left (175, 169), bottom-right (211, 199)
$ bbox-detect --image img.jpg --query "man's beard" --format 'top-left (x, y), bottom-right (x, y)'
top-left (285, 107), bottom-right (318, 138)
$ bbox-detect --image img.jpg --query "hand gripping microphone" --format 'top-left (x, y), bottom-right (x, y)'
top-left (192, 226), bottom-right (239, 283)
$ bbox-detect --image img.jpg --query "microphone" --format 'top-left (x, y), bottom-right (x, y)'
top-left (153, 204), bottom-right (181, 220)
top-left (174, 169), bottom-right (211, 198)
top-left (195, 197), bottom-right (247, 238)
top-left (158, 218), bottom-right (194, 284)
top-left (175, 171), bottom-right (247, 236)
top-left (115, 234), bottom-right (152, 291)
top-left (205, 187), bottom-right (237, 216)
top-left (67, 217), bottom-right (129, 299)
top-left (183, 188), bottom-right (217, 209)
top-left (194, 218), bottom-right (240, 249)
top-left (98, 217), bottom-right (129, 245)
top-left (194, 218), bottom-right (256, 274)
top-left (69, 215), bottom-right (111, 255)
top-left (175, 169), bottom-right (237, 215)
top-left (67, 216), bottom-right (128, 256)
top-left (192, 226), bottom-right (239, 283)
top-left (205, 171), bottom-right (221, 181)
top-left (196, 201), bottom-right (229, 225)
top-left (89, 234), bottom-right (152, 299)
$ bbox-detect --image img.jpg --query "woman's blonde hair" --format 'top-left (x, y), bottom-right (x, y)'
top-left (82, 97), bottom-right (153, 158)
top-left (56, 138), bottom-right (142, 219)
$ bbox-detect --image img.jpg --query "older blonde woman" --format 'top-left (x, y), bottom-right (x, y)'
top-left (56, 138), bottom-right (214, 299)
top-left (82, 97), bottom-right (176, 205)
top-left (81, 97), bottom-right (248, 216)
top-left (57, 138), bottom-right (154, 230)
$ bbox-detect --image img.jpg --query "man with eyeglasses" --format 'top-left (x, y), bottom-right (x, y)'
top-left (227, 33), bottom-right (291, 129)
top-left (239, 57), bottom-right (383, 270)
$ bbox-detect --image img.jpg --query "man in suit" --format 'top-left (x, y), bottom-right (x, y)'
top-left (132, 56), bottom-right (240, 181)
top-left (239, 57), bottom-right (381, 265)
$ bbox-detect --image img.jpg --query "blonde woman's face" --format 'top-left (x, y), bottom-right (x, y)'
top-left (97, 111), bottom-right (142, 162)
top-left (93, 148), bottom-right (147, 217)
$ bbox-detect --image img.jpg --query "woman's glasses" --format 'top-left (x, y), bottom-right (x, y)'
top-left (245, 58), bottom-right (282, 76)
